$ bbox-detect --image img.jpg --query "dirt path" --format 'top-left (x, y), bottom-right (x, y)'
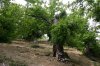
top-left (0, 40), bottom-right (100, 66)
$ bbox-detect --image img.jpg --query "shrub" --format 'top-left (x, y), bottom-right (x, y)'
top-left (0, 16), bottom-right (16, 43)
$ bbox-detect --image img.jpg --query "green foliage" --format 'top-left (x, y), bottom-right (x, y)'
top-left (19, 7), bottom-right (50, 41)
top-left (19, 2), bottom-right (52, 41)
top-left (51, 10), bottom-right (99, 57)
top-left (23, 21), bottom-right (43, 41)
top-left (0, 2), bottom-right (24, 42)
top-left (92, 2), bottom-right (100, 22)
top-left (73, 0), bottom-right (100, 22)
top-left (90, 44), bottom-right (100, 58)
top-left (51, 23), bottom-right (69, 45)
top-left (51, 11), bottom-right (96, 51)
top-left (0, 0), bottom-right (99, 58)
top-left (16, 15), bottom-right (42, 41)
top-left (0, 15), bottom-right (16, 42)
top-left (23, 0), bottom-right (68, 41)
top-left (83, 32), bottom-right (100, 57)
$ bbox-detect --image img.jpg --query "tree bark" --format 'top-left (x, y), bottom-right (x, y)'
top-left (53, 44), bottom-right (64, 57)
top-left (53, 44), bottom-right (57, 57)
top-left (53, 44), bottom-right (70, 62)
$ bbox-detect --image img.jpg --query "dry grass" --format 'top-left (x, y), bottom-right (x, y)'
top-left (0, 40), bottom-right (100, 66)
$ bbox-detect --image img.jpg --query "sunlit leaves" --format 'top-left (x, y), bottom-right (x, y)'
top-left (51, 10), bottom-right (96, 51)
top-left (0, 1), bottom-right (24, 42)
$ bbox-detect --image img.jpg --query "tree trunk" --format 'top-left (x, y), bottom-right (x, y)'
top-left (53, 44), bottom-right (64, 61)
top-left (53, 44), bottom-right (57, 57)
top-left (84, 45), bottom-right (94, 56)
top-left (53, 44), bottom-right (64, 57)
top-left (53, 44), bottom-right (70, 62)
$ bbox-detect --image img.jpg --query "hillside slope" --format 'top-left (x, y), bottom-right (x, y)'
top-left (0, 40), bottom-right (100, 66)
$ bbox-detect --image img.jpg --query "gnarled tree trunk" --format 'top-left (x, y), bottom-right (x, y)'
top-left (53, 44), bottom-right (64, 57)
top-left (53, 44), bottom-right (70, 62)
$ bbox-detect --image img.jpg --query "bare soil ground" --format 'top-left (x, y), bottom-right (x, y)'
top-left (0, 40), bottom-right (100, 66)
